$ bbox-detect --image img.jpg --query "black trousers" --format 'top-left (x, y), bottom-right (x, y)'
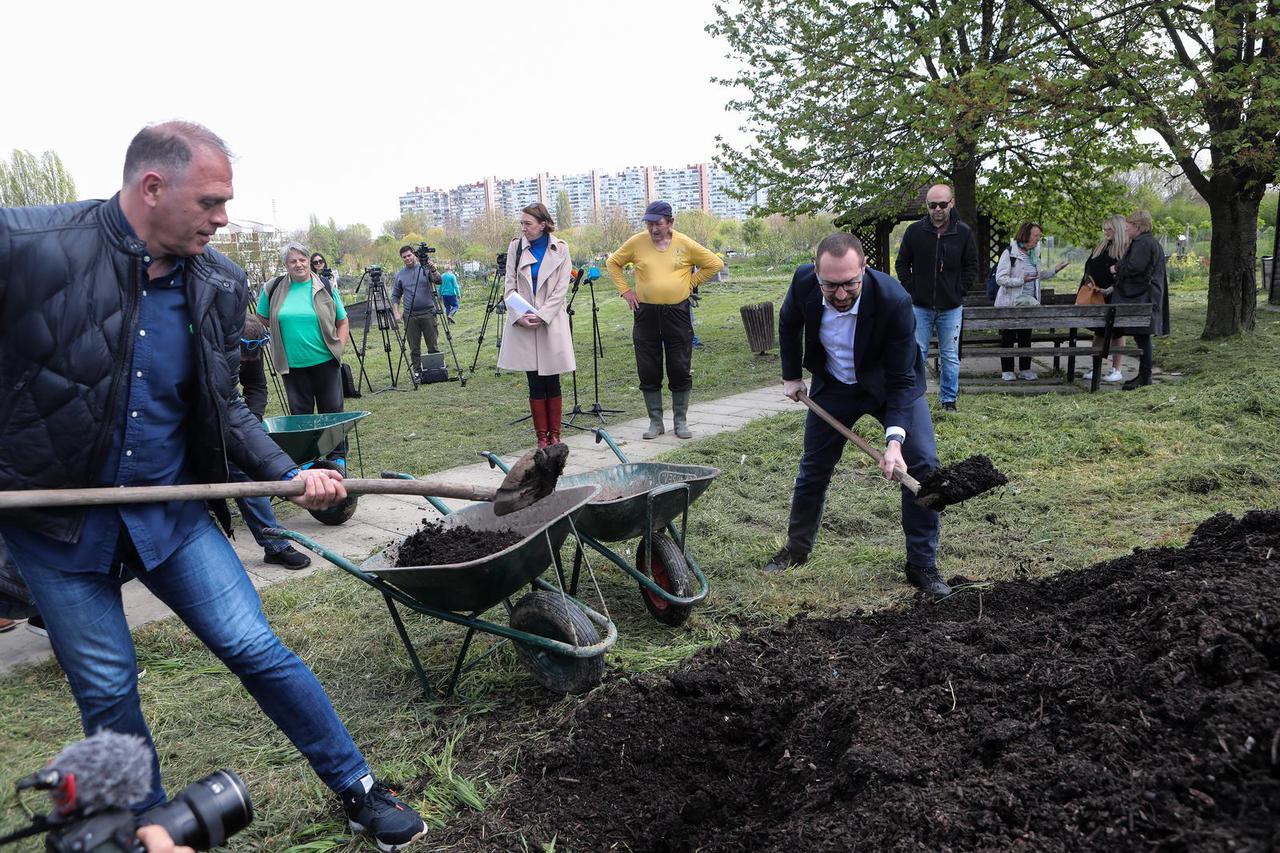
top-left (1133, 334), bottom-right (1152, 379)
top-left (1000, 329), bottom-right (1033, 372)
top-left (633, 300), bottom-right (693, 393)
top-left (282, 360), bottom-right (346, 457)
top-left (526, 372), bottom-right (562, 399)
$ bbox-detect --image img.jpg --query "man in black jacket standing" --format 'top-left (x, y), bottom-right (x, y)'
top-left (894, 184), bottom-right (978, 412)
top-left (0, 122), bottom-right (425, 852)
top-left (763, 233), bottom-right (949, 599)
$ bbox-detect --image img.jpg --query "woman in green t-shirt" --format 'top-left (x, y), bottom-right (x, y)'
top-left (256, 242), bottom-right (350, 458)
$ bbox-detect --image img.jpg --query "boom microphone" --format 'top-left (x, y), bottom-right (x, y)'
top-left (17, 731), bottom-right (153, 818)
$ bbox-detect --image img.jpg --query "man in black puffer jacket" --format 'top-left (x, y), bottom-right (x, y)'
top-left (894, 184), bottom-right (978, 412)
top-left (0, 122), bottom-right (425, 853)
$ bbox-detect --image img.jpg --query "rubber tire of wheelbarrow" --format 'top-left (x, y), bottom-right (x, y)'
top-left (305, 460), bottom-right (360, 526)
top-left (509, 590), bottom-right (604, 695)
top-left (636, 532), bottom-right (695, 628)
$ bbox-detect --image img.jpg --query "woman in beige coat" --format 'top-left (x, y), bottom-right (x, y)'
top-left (497, 202), bottom-right (576, 446)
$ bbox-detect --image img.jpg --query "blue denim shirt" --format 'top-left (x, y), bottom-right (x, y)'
top-left (1, 228), bottom-right (209, 574)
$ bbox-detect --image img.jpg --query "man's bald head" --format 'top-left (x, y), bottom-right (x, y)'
top-left (123, 121), bottom-right (232, 187)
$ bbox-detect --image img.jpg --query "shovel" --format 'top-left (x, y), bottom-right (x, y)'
top-left (795, 391), bottom-right (1005, 511)
top-left (0, 444), bottom-right (569, 517)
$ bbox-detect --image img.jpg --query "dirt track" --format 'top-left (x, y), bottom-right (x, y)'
top-left (442, 510), bottom-right (1280, 852)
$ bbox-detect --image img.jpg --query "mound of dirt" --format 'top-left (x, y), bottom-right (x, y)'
top-left (445, 510), bottom-right (1280, 852)
top-left (394, 521), bottom-right (523, 567)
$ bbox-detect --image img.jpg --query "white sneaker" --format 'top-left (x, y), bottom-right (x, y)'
top-left (1001, 371), bottom-right (1017, 382)
top-left (1103, 368), bottom-right (1124, 383)
top-left (1082, 369), bottom-right (1094, 380)
top-left (1019, 370), bottom-right (1039, 381)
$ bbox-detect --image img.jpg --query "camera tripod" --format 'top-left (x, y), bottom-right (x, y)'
top-left (353, 268), bottom-right (417, 394)
top-left (562, 266), bottom-right (624, 429)
top-left (469, 253), bottom-right (508, 376)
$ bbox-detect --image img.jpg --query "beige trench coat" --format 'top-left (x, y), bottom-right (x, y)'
top-left (496, 234), bottom-right (577, 375)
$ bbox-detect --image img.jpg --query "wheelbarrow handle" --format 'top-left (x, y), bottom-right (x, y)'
top-left (0, 478), bottom-right (503, 509)
top-left (795, 391), bottom-right (922, 495)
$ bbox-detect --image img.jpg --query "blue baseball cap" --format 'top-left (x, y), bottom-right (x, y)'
top-left (642, 201), bottom-right (673, 222)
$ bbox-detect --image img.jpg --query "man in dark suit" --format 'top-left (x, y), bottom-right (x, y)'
top-left (764, 232), bottom-right (949, 598)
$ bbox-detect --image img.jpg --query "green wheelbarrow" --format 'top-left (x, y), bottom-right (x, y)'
top-left (480, 429), bottom-right (718, 627)
top-left (262, 411), bottom-right (369, 526)
top-left (266, 483), bottom-right (615, 697)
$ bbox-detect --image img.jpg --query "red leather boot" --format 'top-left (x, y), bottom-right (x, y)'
top-left (529, 398), bottom-right (550, 448)
top-left (545, 395), bottom-right (563, 445)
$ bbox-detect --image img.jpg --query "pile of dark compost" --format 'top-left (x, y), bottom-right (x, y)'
top-left (394, 521), bottom-right (523, 567)
top-left (446, 510), bottom-right (1280, 852)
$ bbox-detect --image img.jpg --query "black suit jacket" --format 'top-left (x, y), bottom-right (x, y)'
top-left (779, 264), bottom-right (926, 434)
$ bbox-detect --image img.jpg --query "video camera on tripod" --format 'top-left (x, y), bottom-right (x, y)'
top-left (0, 732), bottom-right (253, 852)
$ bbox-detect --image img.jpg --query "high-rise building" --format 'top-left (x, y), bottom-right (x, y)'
top-left (399, 162), bottom-right (762, 229)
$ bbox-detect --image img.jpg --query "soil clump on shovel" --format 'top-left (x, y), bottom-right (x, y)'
top-left (441, 509), bottom-right (1280, 852)
top-left (916, 453), bottom-right (1008, 511)
top-left (395, 521), bottom-right (524, 567)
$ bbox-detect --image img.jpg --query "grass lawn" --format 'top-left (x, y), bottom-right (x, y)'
top-left (3, 271), bottom-right (1279, 852)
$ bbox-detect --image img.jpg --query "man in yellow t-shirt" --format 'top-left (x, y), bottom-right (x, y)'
top-left (607, 201), bottom-right (724, 439)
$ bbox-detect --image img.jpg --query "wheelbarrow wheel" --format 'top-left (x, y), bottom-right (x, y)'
top-left (636, 533), bottom-right (694, 627)
top-left (305, 460), bottom-right (360, 526)
top-left (509, 590), bottom-right (604, 695)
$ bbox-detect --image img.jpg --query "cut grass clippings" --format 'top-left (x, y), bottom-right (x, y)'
top-left (3, 272), bottom-right (1280, 851)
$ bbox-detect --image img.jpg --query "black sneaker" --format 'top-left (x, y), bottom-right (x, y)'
top-left (941, 401), bottom-right (957, 412)
top-left (905, 563), bottom-right (952, 598)
top-left (264, 546), bottom-right (311, 570)
top-left (26, 614), bottom-right (48, 638)
top-left (763, 547), bottom-right (807, 574)
top-left (342, 780), bottom-right (427, 853)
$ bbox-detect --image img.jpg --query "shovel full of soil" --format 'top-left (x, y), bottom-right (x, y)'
top-left (796, 391), bottom-right (1005, 511)
top-left (0, 444), bottom-right (570, 517)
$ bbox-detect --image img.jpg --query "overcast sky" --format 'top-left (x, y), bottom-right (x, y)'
top-left (4, 0), bottom-right (748, 232)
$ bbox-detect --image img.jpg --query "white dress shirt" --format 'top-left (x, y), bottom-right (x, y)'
top-left (817, 292), bottom-right (906, 445)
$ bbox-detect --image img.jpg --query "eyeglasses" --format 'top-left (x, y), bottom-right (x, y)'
top-left (926, 201), bottom-right (950, 210)
top-left (818, 277), bottom-right (862, 294)
top-left (240, 336), bottom-right (270, 352)
top-left (311, 259), bottom-right (324, 266)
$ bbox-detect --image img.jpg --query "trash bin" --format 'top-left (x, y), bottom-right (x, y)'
top-left (740, 302), bottom-right (775, 354)
top-left (1264, 256), bottom-right (1277, 305)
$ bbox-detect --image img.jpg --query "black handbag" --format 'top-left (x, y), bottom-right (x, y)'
top-left (341, 363), bottom-right (361, 398)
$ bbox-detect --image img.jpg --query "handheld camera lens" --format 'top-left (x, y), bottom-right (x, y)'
top-left (139, 770), bottom-right (252, 850)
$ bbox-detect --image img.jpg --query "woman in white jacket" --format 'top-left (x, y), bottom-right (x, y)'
top-left (994, 221), bottom-right (1068, 381)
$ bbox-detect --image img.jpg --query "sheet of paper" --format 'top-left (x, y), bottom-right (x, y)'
top-left (506, 292), bottom-right (536, 316)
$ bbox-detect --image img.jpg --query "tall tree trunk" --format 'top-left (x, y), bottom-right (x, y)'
top-left (1202, 185), bottom-right (1261, 339)
top-left (951, 156), bottom-right (979, 232)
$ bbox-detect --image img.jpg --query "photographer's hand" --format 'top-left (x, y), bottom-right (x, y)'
top-left (137, 825), bottom-right (195, 853)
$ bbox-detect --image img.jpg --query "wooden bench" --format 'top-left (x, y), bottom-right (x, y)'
top-left (954, 303), bottom-right (1154, 391)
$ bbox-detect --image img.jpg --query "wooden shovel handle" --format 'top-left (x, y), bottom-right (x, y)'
top-left (0, 478), bottom-right (501, 511)
top-left (795, 391), bottom-right (921, 495)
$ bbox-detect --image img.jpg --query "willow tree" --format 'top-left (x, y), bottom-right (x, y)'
top-left (1024, 0), bottom-right (1280, 338)
top-left (708, 0), bottom-right (1137, 241)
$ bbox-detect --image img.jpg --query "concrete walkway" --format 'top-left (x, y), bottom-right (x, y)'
top-left (0, 385), bottom-right (798, 674)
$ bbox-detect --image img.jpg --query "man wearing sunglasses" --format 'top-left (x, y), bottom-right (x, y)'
top-left (894, 184), bottom-right (978, 412)
top-left (765, 232), bottom-right (949, 599)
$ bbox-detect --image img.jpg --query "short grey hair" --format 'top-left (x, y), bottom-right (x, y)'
top-left (122, 121), bottom-right (233, 185)
top-left (280, 241), bottom-right (310, 266)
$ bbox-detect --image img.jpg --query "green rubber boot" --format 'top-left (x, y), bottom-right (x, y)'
top-left (642, 390), bottom-right (665, 439)
top-left (672, 390), bottom-right (693, 439)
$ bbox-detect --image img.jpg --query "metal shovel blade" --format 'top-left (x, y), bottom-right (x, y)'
top-left (492, 444), bottom-right (569, 516)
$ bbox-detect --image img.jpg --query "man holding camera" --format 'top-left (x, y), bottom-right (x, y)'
top-left (0, 122), bottom-right (426, 852)
top-left (391, 245), bottom-right (440, 377)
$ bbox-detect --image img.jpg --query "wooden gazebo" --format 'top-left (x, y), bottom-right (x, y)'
top-left (834, 187), bottom-right (1004, 284)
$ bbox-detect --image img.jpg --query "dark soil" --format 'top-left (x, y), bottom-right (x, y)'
top-left (443, 510), bottom-right (1280, 852)
top-left (393, 521), bottom-right (523, 567)
top-left (918, 453), bottom-right (1009, 511)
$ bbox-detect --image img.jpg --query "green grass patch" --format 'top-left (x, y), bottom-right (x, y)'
top-left (3, 273), bottom-right (1280, 850)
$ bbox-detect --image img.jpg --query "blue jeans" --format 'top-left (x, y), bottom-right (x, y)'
top-left (236, 495), bottom-right (290, 554)
top-left (5, 517), bottom-right (369, 810)
top-left (785, 381), bottom-right (940, 567)
top-left (912, 305), bottom-right (962, 404)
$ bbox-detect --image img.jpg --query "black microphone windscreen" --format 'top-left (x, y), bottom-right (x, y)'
top-left (50, 731), bottom-right (153, 813)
